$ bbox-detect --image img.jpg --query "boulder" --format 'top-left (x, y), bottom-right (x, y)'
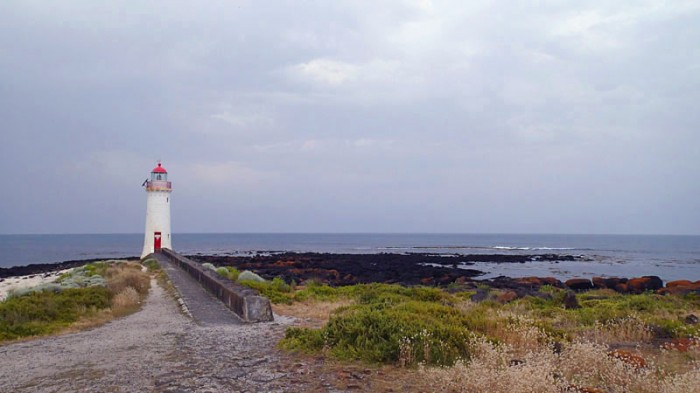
top-left (684, 314), bottom-right (699, 325)
top-left (470, 289), bottom-right (489, 303)
top-left (593, 277), bottom-right (626, 289)
top-left (608, 349), bottom-right (646, 369)
top-left (614, 283), bottom-right (628, 293)
top-left (540, 277), bottom-right (564, 287)
top-left (514, 276), bottom-right (544, 287)
top-left (591, 277), bottom-right (607, 289)
top-left (565, 278), bottom-right (593, 291)
top-left (563, 291), bottom-right (580, 309)
top-left (627, 276), bottom-right (663, 294)
top-left (496, 290), bottom-right (519, 303)
top-left (666, 280), bottom-right (693, 288)
top-left (663, 338), bottom-right (700, 352)
top-left (657, 286), bottom-right (698, 296)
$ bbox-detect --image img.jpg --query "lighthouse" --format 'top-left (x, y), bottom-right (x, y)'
top-left (141, 162), bottom-right (172, 257)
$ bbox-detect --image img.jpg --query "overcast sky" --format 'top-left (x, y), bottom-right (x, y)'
top-left (1, 1), bottom-right (699, 235)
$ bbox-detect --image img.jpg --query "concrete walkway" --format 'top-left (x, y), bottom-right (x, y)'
top-left (152, 253), bottom-right (243, 326)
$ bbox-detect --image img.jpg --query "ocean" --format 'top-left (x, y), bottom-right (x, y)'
top-left (0, 233), bottom-right (698, 281)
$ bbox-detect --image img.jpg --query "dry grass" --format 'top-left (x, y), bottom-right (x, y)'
top-left (105, 262), bottom-right (150, 297)
top-left (273, 299), bottom-right (353, 328)
top-left (582, 315), bottom-right (655, 344)
top-left (420, 338), bottom-right (700, 393)
top-left (112, 287), bottom-right (141, 315)
top-left (58, 262), bottom-right (152, 334)
top-left (107, 262), bottom-right (151, 317)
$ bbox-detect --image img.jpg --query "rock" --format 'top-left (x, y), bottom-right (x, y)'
top-left (608, 349), bottom-right (646, 369)
top-left (563, 291), bottom-right (580, 309)
top-left (496, 290), bottom-right (519, 303)
top-left (470, 289), bottom-right (489, 303)
top-left (614, 283), bottom-right (628, 293)
top-left (509, 359), bottom-right (524, 366)
top-left (565, 278), bottom-right (593, 291)
top-left (454, 276), bottom-right (468, 284)
top-left (592, 276), bottom-right (628, 290)
top-left (528, 292), bottom-right (552, 301)
top-left (684, 314), bottom-right (699, 325)
top-left (667, 280), bottom-right (693, 288)
top-left (657, 286), bottom-right (696, 296)
top-left (659, 280), bottom-right (700, 296)
top-left (663, 338), bottom-right (700, 352)
top-left (627, 276), bottom-right (663, 294)
top-left (540, 277), bottom-right (564, 287)
top-left (591, 277), bottom-right (607, 289)
top-left (552, 342), bottom-right (563, 354)
top-left (514, 276), bottom-right (543, 287)
top-left (514, 276), bottom-right (563, 288)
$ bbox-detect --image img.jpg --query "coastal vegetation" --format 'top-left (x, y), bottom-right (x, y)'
top-left (0, 260), bottom-right (150, 342)
top-left (223, 272), bottom-right (700, 392)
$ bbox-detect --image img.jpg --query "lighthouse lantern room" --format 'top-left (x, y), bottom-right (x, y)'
top-left (141, 162), bottom-right (172, 257)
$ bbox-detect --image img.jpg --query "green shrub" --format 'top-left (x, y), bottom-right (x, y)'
top-left (0, 287), bottom-right (111, 341)
top-left (238, 270), bottom-right (265, 282)
top-left (215, 267), bottom-right (229, 277)
top-left (280, 299), bottom-right (475, 366)
top-left (142, 258), bottom-right (160, 271)
top-left (281, 327), bottom-right (326, 353)
top-left (80, 262), bottom-right (109, 277)
top-left (201, 262), bottom-right (216, 271)
top-left (241, 277), bottom-right (294, 304)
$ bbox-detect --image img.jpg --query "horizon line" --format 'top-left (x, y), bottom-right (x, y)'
top-left (1, 232), bottom-right (699, 237)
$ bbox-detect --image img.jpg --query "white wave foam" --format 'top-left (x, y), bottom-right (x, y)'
top-left (492, 246), bottom-right (575, 251)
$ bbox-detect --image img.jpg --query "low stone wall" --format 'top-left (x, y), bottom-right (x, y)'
top-left (160, 249), bottom-right (273, 322)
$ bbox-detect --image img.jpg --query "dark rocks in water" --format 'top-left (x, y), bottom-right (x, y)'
top-left (514, 276), bottom-right (564, 288)
top-left (627, 276), bottom-right (663, 294)
top-left (591, 277), bottom-right (627, 289)
top-left (658, 280), bottom-right (700, 296)
top-left (192, 252), bottom-right (580, 287)
top-left (666, 280), bottom-right (693, 288)
top-left (565, 278), bottom-right (593, 291)
top-left (563, 291), bottom-right (580, 309)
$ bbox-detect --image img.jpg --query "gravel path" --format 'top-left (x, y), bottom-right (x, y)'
top-left (0, 277), bottom-right (309, 392)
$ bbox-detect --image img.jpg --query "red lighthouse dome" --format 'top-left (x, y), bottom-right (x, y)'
top-left (151, 163), bottom-right (167, 173)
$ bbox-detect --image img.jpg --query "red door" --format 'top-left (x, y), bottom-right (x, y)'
top-left (154, 232), bottom-right (162, 252)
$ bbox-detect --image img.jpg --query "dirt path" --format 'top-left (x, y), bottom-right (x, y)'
top-left (0, 279), bottom-right (307, 392)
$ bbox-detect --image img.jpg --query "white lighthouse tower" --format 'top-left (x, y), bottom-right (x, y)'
top-left (141, 162), bottom-right (172, 257)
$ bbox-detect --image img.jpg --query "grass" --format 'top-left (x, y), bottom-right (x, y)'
top-left (0, 287), bottom-right (110, 340)
top-left (176, 261), bottom-right (700, 391)
top-left (0, 260), bottom-right (151, 343)
top-left (255, 276), bottom-right (700, 387)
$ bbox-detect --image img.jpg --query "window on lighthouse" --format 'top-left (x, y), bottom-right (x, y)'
top-left (151, 172), bottom-right (167, 181)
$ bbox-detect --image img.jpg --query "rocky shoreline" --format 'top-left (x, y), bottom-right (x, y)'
top-left (4, 252), bottom-right (699, 300)
top-left (192, 252), bottom-right (580, 286)
top-left (191, 252), bottom-right (700, 300)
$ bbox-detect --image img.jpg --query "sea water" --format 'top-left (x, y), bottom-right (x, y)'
top-left (0, 233), bottom-right (698, 281)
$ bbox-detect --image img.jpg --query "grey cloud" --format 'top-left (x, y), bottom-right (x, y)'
top-left (1, 1), bottom-right (698, 234)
